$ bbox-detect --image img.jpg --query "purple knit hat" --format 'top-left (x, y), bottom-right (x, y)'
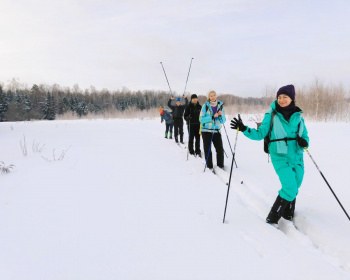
top-left (276, 85), bottom-right (295, 101)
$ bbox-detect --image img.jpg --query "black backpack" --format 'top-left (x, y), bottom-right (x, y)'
top-left (256, 111), bottom-right (276, 154)
top-left (257, 111), bottom-right (301, 154)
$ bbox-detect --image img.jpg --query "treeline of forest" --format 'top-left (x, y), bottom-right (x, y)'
top-left (0, 79), bottom-right (349, 122)
top-left (0, 80), bottom-right (271, 122)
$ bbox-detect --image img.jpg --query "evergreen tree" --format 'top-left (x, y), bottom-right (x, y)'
top-left (70, 96), bottom-right (78, 113)
top-left (22, 94), bottom-right (31, 113)
top-left (76, 101), bottom-right (88, 117)
top-left (31, 84), bottom-right (40, 94)
top-left (43, 93), bottom-right (56, 120)
top-left (61, 96), bottom-right (71, 113)
top-left (0, 85), bottom-right (8, 121)
top-left (90, 102), bottom-right (102, 114)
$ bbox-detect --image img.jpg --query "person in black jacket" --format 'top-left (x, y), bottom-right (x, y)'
top-left (168, 96), bottom-right (188, 144)
top-left (184, 94), bottom-right (202, 156)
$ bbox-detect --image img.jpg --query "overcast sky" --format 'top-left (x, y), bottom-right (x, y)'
top-left (1, 0), bottom-right (350, 97)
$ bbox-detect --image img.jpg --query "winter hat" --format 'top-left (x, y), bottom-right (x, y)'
top-left (276, 85), bottom-right (295, 101)
top-left (191, 94), bottom-right (198, 100)
top-left (207, 90), bottom-right (217, 100)
top-left (176, 97), bottom-right (181, 102)
top-left (158, 107), bottom-right (163, 113)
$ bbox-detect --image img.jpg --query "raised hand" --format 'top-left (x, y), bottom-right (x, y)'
top-left (230, 115), bottom-right (246, 132)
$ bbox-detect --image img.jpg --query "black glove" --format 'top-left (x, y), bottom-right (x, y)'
top-left (296, 134), bottom-right (308, 148)
top-left (230, 115), bottom-right (246, 132)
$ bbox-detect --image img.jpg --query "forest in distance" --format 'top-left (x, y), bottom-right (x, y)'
top-left (0, 78), bottom-right (349, 122)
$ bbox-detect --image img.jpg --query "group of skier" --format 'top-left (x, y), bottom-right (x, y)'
top-left (159, 85), bottom-right (310, 226)
top-left (160, 90), bottom-right (227, 170)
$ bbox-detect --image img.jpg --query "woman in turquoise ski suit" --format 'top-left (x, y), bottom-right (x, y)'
top-left (231, 85), bottom-right (309, 225)
top-left (200, 90), bottom-right (226, 169)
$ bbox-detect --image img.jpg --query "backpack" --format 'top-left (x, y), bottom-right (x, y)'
top-left (257, 111), bottom-right (301, 154)
top-left (256, 111), bottom-right (276, 154)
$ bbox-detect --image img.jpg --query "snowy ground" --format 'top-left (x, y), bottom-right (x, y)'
top-left (0, 117), bottom-right (350, 280)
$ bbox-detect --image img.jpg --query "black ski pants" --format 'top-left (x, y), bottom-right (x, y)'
top-left (202, 131), bottom-right (224, 169)
top-left (173, 118), bottom-right (184, 142)
top-left (165, 123), bottom-right (174, 134)
top-left (187, 124), bottom-right (201, 154)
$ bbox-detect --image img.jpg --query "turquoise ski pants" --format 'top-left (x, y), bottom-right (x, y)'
top-left (272, 162), bottom-right (304, 202)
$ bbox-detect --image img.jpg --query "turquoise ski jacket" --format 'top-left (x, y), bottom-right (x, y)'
top-left (242, 101), bottom-right (309, 201)
top-left (243, 100), bottom-right (309, 166)
top-left (199, 101), bottom-right (226, 133)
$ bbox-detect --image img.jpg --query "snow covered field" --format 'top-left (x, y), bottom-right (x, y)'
top-left (1, 117), bottom-right (350, 280)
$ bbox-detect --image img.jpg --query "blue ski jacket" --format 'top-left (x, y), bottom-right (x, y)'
top-left (161, 110), bottom-right (173, 124)
top-left (199, 101), bottom-right (226, 133)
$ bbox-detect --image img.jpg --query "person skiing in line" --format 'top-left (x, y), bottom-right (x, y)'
top-left (167, 96), bottom-right (188, 144)
top-left (199, 90), bottom-right (226, 170)
top-left (230, 85), bottom-right (309, 226)
top-left (159, 107), bottom-right (173, 139)
top-left (184, 94), bottom-right (202, 157)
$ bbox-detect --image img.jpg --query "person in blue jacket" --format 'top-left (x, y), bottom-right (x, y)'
top-left (159, 107), bottom-right (173, 139)
top-left (231, 85), bottom-right (309, 225)
top-left (199, 90), bottom-right (226, 170)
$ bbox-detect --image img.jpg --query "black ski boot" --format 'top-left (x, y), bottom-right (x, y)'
top-left (165, 132), bottom-right (168, 138)
top-left (169, 132), bottom-right (173, 139)
top-left (180, 134), bottom-right (184, 144)
top-left (281, 199), bottom-right (296, 221)
top-left (175, 137), bottom-right (179, 143)
top-left (266, 195), bottom-right (290, 225)
top-left (195, 150), bottom-right (202, 158)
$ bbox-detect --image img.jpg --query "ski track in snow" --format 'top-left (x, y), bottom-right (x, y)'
top-left (1, 118), bottom-right (350, 279)
top-left (214, 156), bottom-right (350, 274)
top-left (182, 124), bottom-right (350, 276)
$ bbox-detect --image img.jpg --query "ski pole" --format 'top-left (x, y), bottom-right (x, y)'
top-left (204, 130), bottom-right (215, 172)
top-left (183, 58), bottom-right (194, 95)
top-left (223, 114), bottom-right (241, 223)
top-left (223, 148), bottom-right (228, 158)
top-left (160, 62), bottom-right (173, 97)
top-left (304, 147), bottom-right (350, 222)
top-left (221, 122), bottom-right (238, 168)
top-left (223, 123), bottom-right (233, 153)
top-left (220, 112), bottom-right (238, 168)
top-left (187, 118), bottom-right (191, 161)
